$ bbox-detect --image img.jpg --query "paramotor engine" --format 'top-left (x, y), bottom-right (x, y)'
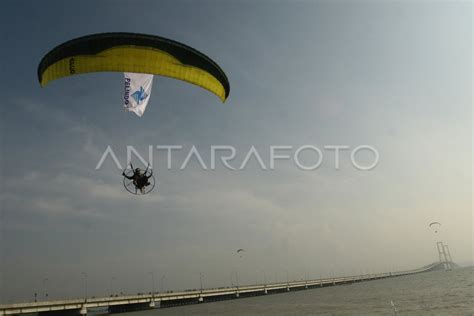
top-left (122, 163), bottom-right (155, 195)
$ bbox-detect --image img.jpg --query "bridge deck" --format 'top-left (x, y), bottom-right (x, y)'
top-left (0, 262), bottom-right (447, 315)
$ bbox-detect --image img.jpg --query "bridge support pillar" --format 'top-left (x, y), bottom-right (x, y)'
top-left (437, 241), bottom-right (452, 271)
top-left (444, 244), bottom-right (453, 271)
top-left (80, 305), bottom-right (87, 315)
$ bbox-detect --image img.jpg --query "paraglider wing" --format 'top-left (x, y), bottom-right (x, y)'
top-left (429, 222), bottom-right (441, 227)
top-left (236, 249), bottom-right (244, 253)
top-left (37, 33), bottom-right (230, 102)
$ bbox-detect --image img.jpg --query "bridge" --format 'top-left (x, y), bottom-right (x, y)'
top-left (0, 261), bottom-right (453, 315)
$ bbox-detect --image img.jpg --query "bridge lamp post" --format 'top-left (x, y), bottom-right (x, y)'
top-left (235, 271), bottom-right (239, 290)
top-left (285, 270), bottom-right (290, 291)
top-left (148, 272), bottom-right (156, 294)
top-left (160, 275), bottom-right (166, 293)
top-left (148, 272), bottom-right (156, 308)
top-left (109, 277), bottom-right (116, 296)
top-left (42, 278), bottom-right (49, 300)
top-left (81, 272), bottom-right (88, 300)
top-left (199, 272), bottom-right (203, 294)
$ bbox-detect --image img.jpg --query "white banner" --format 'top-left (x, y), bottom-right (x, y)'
top-left (123, 72), bottom-right (154, 117)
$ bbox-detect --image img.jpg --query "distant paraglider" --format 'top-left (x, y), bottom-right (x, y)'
top-left (429, 222), bottom-right (441, 233)
top-left (236, 249), bottom-right (245, 258)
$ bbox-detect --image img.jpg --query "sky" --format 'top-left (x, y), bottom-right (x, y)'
top-left (0, 0), bottom-right (472, 303)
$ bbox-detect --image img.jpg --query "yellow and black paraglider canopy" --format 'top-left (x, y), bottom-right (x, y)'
top-left (37, 32), bottom-right (230, 102)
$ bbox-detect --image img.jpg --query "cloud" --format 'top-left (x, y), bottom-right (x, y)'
top-left (13, 98), bottom-right (110, 162)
